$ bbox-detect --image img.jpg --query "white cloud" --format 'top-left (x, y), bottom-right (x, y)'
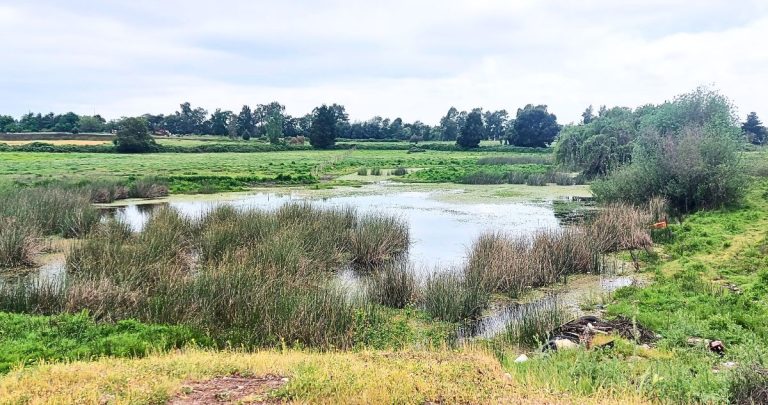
top-left (0, 0), bottom-right (766, 123)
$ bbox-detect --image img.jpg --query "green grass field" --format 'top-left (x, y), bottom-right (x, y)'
top-left (0, 148), bottom-right (556, 193)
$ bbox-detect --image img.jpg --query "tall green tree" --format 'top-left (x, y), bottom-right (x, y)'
top-left (208, 109), bottom-right (231, 136)
top-left (266, 112), bottom-right (284, 144)
top-left (309, 105), bottom-right (338, 149)
top-left (508, 105), bottom-right (560, 147)
top-left (742, 112), bottom-right (767, 145)
top-left (581, 105), bottom-right (595, 124)
top-left (483, 110), bottom-right (508, 141)
top-left (439, 107), bottom-right (460, 141)
top-left (236, 105), bottom-right (255, 139)
top-left (114, 117), bottom-right (155, 153)
top-left (456, 110), bottom-right (484, 148)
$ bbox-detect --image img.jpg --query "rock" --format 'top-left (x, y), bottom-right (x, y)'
top-left (639, 344), bottom-right (651, 350)
top-left (722, 361), bottom-right (737, 369)
top-left (686, 337), bottom-right (710, 346)
top-left (552, 338), bottom-right (579, 350)
top-left (514, 354), bottom-right (529, 363)
top-left (504, 373), bottom-right (513, 380)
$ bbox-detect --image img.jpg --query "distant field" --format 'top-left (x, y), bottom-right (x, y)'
top-left (0, 132), bottom-right (114, 141)
top-left (2, 140), bottom-right (110, 146)
top-left (0, 148), bottom-right (553, 192)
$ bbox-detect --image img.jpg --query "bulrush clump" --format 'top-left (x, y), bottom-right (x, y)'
top-left (1, 202), bottom-right (410, 349)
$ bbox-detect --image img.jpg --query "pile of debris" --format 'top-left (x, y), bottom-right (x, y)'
top-left (544, 315), bottom-right (657, 351)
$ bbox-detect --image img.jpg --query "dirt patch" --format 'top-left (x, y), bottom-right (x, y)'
top-left (169, 374), bottom-right (287, 404)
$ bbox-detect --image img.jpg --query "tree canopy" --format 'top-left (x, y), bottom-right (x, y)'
top-left (456, 110), bottom-right (484, 148)
top-left (742, 112), bottom-right (767, 145)
top-left (114, 117), bottom-right (155, 153)
top-left (309, 105), bottom-right (339, 149)
top-left (508, 105), bottom-right (560, 147)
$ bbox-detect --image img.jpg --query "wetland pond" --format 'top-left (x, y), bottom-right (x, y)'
top-left (8, 182), bottom-right (641, 339)
top-left (110, 182), bottom-right (563, 269)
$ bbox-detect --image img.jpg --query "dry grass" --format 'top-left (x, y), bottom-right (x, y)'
top-left (466, 229), bottom-right (601, 298)
top-left (0, 348), bottom-right (643, 404)
top-left (1, 140), bottom-right (110, 146)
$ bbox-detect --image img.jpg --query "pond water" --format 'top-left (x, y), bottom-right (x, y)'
top-left (108, 184), bottom-right (563, 269)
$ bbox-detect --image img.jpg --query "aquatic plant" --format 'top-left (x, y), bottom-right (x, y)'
top-left (0, 218), bottom-right (39, 268)
top-left (366, 261), bottom-right (417, 309)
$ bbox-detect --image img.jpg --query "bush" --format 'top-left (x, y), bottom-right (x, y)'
top-left (728, 366), bottom-right (768, 405)
top-left (592, 127), bottom-right (745, 213)
top-left (357, 168), bottom-right (368, 176)
top-left (391, 167), bottom-right (408, 176)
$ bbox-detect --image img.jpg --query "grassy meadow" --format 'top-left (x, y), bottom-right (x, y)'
top-left (0, 147), bottom-right (563, 193)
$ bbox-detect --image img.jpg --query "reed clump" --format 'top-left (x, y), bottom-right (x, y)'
top-left (1, 203), bottom-right (410, 349)
top-left (0, 218), bottom-right (40, 268)
top-left (422, 270), bottom-right (489, 323)
top-left (466, 228), bottom-right (601, 298)
top-left (366, 261), bottom-right (417, 309)
top-left (0, 186), bottom-right (99, 238)
top-left (502, 299), bottom-right (571, 347)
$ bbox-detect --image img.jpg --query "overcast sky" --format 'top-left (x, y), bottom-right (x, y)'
top-left (1, 0), bottom-right (767, 124)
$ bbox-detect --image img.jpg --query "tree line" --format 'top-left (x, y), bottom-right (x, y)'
top-left (0, 102), bottom-right (563, 149)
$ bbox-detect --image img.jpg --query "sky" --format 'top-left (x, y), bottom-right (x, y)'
top-left (1, 0), bottom-right (767, 124)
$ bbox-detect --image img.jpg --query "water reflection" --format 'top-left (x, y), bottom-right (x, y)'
top-left (107, 187), bottom-right (562, 269)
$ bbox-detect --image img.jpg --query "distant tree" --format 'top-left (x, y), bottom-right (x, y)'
top-left (254, 102), bottom-right (285, 136)
top-left (409, 134), bottom-right (423, 144)
top-left (18, 113), bottom-right (42, 132)
top-left (77, 115), bottom-right (106, 133)
top-left (266, 111), bottom-right (284, 144)
top-left (330, 103), bottom-right (350, 136)
top-left (114, 117), bottom-right (155, 153)
top-left (309, 105), bottom-right (339, 149)
top-left (581, 105), bottom-right (595, 124)
top-left (0, 115), bottom-right (17, 132)
top-left (227, 114), bottom-right (239, 140)
top-left (237, 105), bottom-right (255, 139)
top-left (52, 112), bottom-right (80, 132)
top-left (509, 105), bottom-right (560, 147)
top-left (209, 109), bottom-right (232, 136)
top-left (483, 110), bottom-right (508, 141)
top-left (742, 112), bottom-right (767, 145)
top-left (439, 107), bottom-right (460, 141)
top-left (456, 110), bottom-right (484, 148)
